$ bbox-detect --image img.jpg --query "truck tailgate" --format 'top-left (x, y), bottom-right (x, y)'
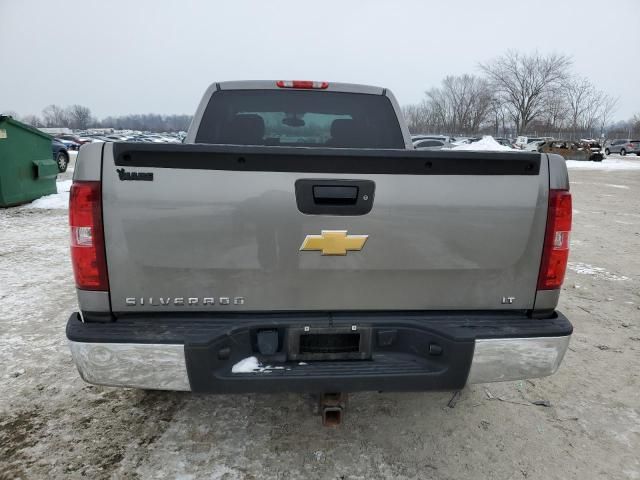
top-left (102, 143), bottom-right (547, 313)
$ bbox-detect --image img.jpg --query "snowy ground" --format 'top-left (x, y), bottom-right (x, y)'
top-left (0, 155), bottom-right (639, 479)
top-left (566, 154), bottom-right (640, 170)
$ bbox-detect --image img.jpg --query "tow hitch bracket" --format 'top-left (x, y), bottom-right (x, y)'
top-left (320, 392), bottom-right (348, 427)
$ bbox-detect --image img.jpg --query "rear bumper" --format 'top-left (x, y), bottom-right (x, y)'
top-left (66, 311), bottom-right (572, 393)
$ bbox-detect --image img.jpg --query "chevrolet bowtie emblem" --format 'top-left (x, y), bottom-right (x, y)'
top-left (299, 230), bottom-right (368, 256)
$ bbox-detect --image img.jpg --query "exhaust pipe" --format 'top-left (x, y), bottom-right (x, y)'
top-left (320, 393), bottom-right (347, 427)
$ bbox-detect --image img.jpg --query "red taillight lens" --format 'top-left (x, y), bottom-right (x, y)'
top-left (537, 189), bottom-right (572, 290)
top-left (276, 80), bottom-right (329, 89)
top-left (69, 181), bottom-right (109, 291)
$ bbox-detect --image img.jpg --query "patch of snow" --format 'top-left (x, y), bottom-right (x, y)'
top-left (451, 135), bottom-right (512, 151)
top-left (566, 158), bottom-right (640, 170)
top-left (571, 181), bottom-right (630, 190)
top-left (23, 179), bottom-right (72, 210)
top-left (56, 179), bottom-right (72, 192)
top-left (231, 356), bottom-right (287, 373)
top-left (568, 262), bottom-right (630, 281)
top-left (231, 356), bottom-right (261, 373)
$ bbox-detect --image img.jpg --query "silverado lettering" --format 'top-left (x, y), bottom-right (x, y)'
top-left (125, 297), bottom-right (245, 306)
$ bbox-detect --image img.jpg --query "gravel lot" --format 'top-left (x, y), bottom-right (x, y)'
top-left (1, 155), bottom-right (639, 480)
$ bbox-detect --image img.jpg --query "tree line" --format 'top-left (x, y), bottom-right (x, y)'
top-left (402, 50), bottom-right (638, 139)
top-left (12, 105), bottom-right (192, 132)
top-left (5, 52), bottom-right (638, 139)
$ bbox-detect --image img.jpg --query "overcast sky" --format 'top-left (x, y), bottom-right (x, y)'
top-left (1, 0), bottom-right (638, 120)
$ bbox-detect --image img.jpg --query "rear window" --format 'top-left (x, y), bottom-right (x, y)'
top-left (195, 89), bottom-right (405, 148)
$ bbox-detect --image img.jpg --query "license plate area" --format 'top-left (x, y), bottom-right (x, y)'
top-left (287, 326), bottom-right (372, 361)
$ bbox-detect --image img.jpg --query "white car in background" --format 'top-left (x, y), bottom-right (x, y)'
top-left (524, 140), bottom-right (547, 151)
top-left (515, 136), bottom-right (553, 150)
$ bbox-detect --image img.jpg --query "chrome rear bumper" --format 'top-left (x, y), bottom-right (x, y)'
top-left (68, 335), bottom-right (570, 391)
top-left (467, 336), bottom-right (570, 384)
top-left (69, 342), bottom-right (190, 391)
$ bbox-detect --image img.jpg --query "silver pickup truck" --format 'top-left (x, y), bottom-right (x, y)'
top-left (67, 80), bottom-right (572, 399)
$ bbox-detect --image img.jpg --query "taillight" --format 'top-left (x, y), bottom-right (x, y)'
top-left (69, 181), bottom-right (109, 291)
top-left (537, 189), bottom-right (572, 290)
top-left (276, 80), bottom-right (329, 89)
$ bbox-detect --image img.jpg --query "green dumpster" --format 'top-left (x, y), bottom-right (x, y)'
top-left (0, 115), bottom-right (58, 207)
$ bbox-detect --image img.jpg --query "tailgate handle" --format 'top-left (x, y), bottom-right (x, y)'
top-left (313, 185), bottom-right (358, 205)
top-left (295, 179), bottom-right (375, 216)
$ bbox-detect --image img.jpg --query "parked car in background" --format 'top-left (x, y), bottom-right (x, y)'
top-left (411, 134), bottom-right (455, 144)
top-left (413, 138), bottom-right (450, 150)
top-left (584, 140), bottom-right (605, 161)
top-left (55, 137), bottom-right (80, 151)
top-left (83, 135), bottom-right (108, 142)
top-left (57, 134), bottom-right (92, 145)
top-left (515, 136), bottom-right (553, 149)
top-left (105, 134), bottom-right (132, 141)
top-left (51, 138), bottom-right (69, 172)
top-left (450, 137), bottom-right (481, 146)
top-left (524, 140), bottom-right (547, 151)
top-left (538, 140), bottom-right (603, 162)
top-left (515, 136), bottom-right (540, 148)
top-left (604, 139), bottom-right (640, 156)
top-left (494, 138), bottom-right (514, 148)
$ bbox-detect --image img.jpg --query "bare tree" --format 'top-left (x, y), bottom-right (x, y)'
top-left (480, 51), bottom-right (572, 134)
top-left (425, 74), bottom-right (494, 134)
top-left (20, 114), bottom-right (44, 127)
top-left (581, 90), bottom-right (606, 138)
top-left (67, 105), bottom-right (93, 129)
top-left (596, 95), bottom-right (618, 138)
top-left (42, 104), bottom-right (69, 127)
top-left (633, 114), bottom-right (640, 136)
top-left (541, 88), bottom-right (569, 134)
top-left (402, 103), bottom-right (431, 133)
top-left (425, 86), bottom-right (450, 131)
top-left (488, 99), bottom-right (510, 136)
top-left (555, 78), bottom-right (618, 138)
top-left (564, 77), bottom-right (594, 137)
